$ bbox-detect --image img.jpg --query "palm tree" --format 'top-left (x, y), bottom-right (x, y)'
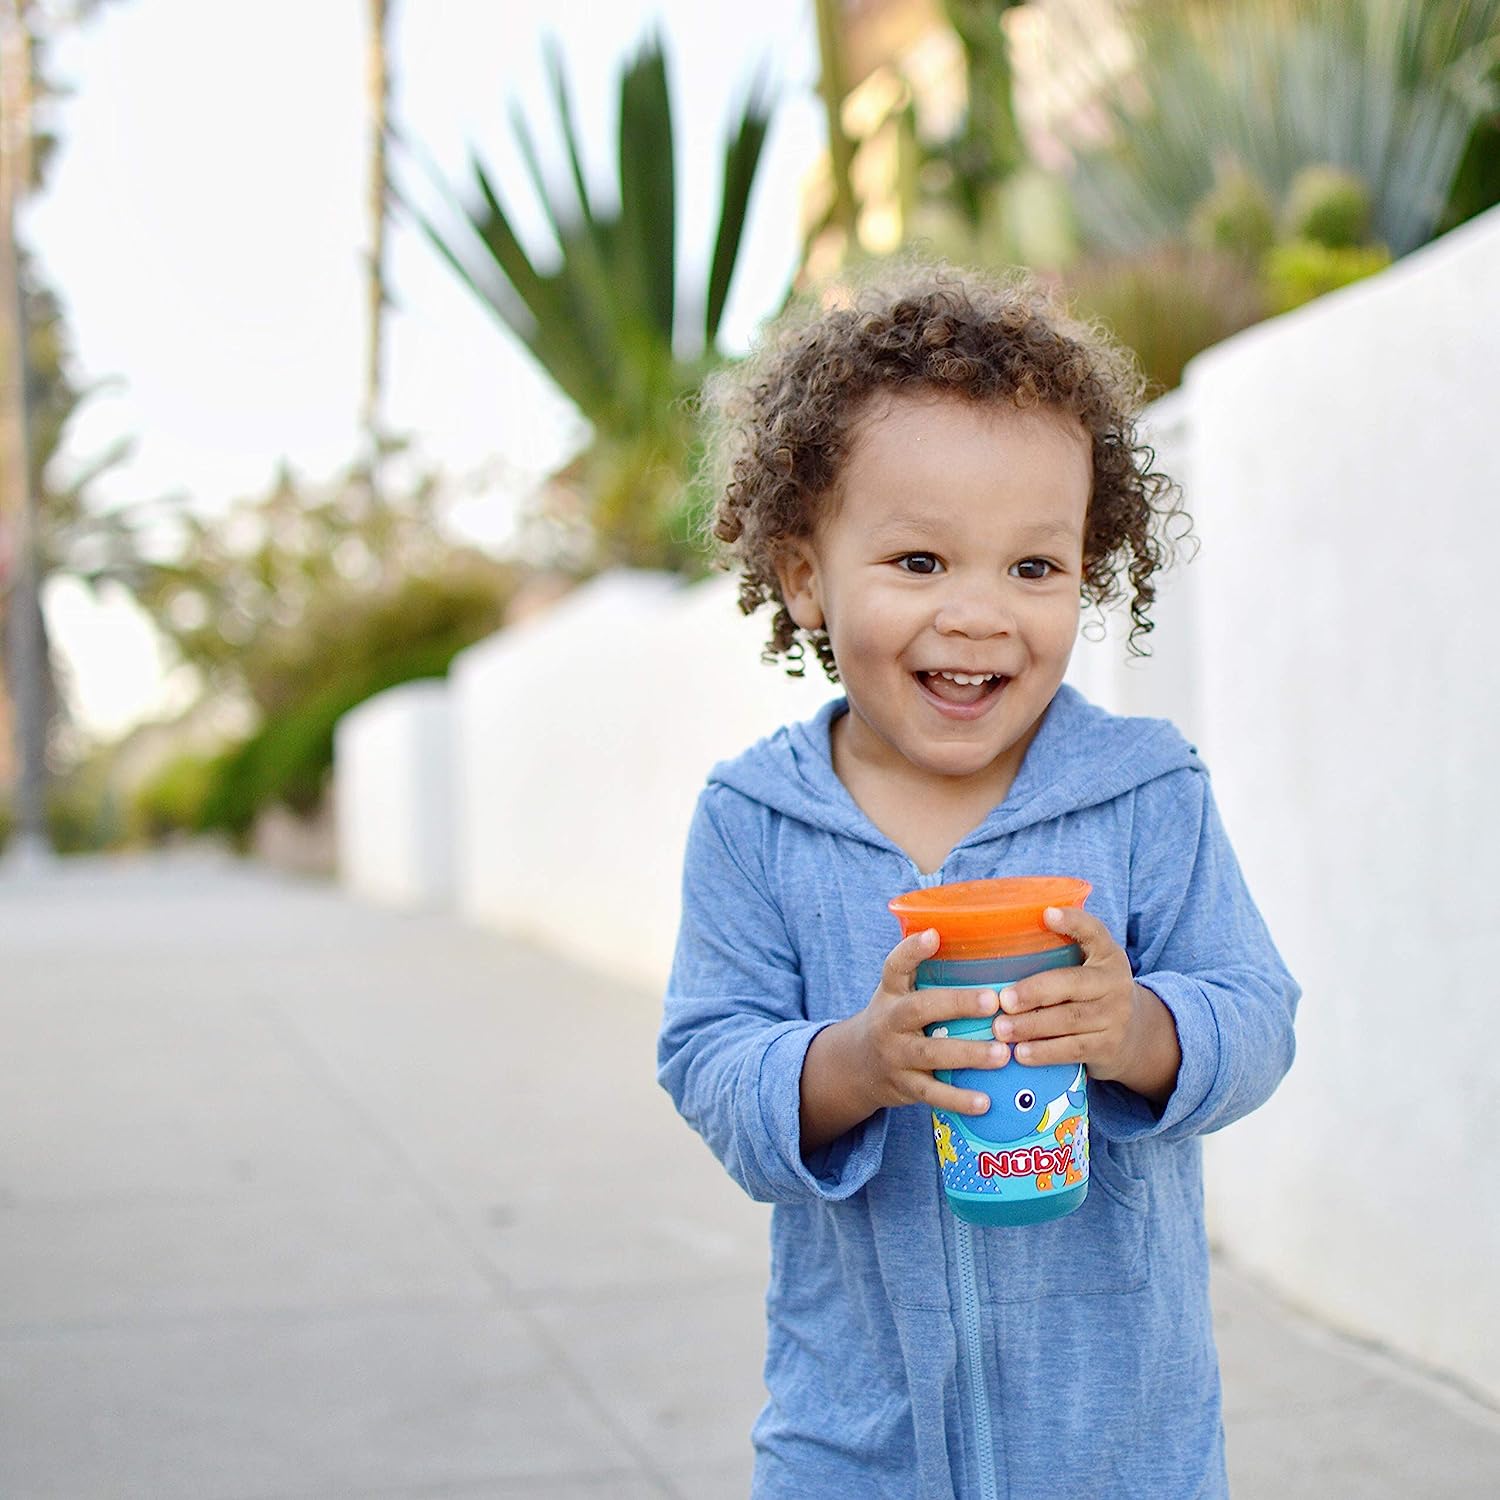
top-left (0, 1), bottom-right (48, 858)
top-left (1, 0), bottom-right (130, 857)
top-left (403, 32), bottom-right (776, 572)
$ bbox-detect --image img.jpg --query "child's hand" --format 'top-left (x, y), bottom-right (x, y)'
top-left (847, 928), bottom-right (1010, 1118)
top-left (989, 906), bottom-right (1182, 1106)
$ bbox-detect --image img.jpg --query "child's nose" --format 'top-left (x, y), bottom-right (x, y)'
top-left (934, 586), bottom-right (1016, 638)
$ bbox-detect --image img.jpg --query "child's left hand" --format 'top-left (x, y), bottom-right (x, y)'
top-left (990, 906), bottom-right (1182, 1107)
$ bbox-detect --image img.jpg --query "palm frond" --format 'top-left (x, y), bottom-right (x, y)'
top-left (543, 33), bottom-right (600, 244)
top-left (705, 64), bottom-right (774, 348)
top-left (616, 33), bottom-right (677, 347)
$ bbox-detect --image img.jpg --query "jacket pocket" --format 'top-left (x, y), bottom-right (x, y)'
top-left (976, 1136), bottom-right (1151, 1303)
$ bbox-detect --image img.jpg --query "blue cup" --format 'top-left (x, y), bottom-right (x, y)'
top-left (920, 945), bottom-right (1089, 1226)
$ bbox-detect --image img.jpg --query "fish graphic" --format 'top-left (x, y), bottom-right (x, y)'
top-left (932, 1114), bottom-right (958, 1166)
top-left (946, 1061), bottom-right (1085, 1144)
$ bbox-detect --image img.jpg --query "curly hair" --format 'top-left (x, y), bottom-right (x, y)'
top-left (697, 262), bottom-right (1191, 680)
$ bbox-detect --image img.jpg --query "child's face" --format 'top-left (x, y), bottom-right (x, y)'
top-left (776, 392), bottom-right (1090, 798)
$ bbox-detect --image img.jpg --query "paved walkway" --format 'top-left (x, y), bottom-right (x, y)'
top-left (2, 852), bottom-right (1497, 1499)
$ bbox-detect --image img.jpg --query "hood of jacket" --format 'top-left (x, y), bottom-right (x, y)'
top-left (707, 682), bottom-right (1204, 851)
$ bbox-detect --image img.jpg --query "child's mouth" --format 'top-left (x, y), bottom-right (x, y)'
top-left (915, 671), bottom-right (1008, 712)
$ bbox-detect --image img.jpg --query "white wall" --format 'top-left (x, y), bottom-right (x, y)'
top-left (1065, 387), bottom-right (1200, 735)
top-left (448, 570), bottom-right (836, 991)
top-left (1187, 207), bottom-right (1500, 1402)
top-left (334, 205), bottom-right (1500, 1401)
top-left (333, 679), bottom-right (455, 908)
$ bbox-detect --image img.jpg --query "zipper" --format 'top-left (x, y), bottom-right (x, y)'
top-left (910, 856), bottom-right (997, 1496)
top-left (954, 1219), bottom-right (999, 1500)
top-left (915, 857), bottom-right (997, 1496)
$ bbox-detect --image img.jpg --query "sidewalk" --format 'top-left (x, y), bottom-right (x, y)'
top-left (2, 852), bottom-right (1496, 1499)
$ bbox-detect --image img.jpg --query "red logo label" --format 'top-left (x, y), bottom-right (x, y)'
top-left (977, 1143), bottom-right (1075, 1179)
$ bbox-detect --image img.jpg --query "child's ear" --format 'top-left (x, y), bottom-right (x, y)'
top-left (775, 542), bottom-right (825, 631)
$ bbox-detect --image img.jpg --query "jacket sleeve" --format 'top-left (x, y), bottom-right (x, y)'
top-left (656, 786), bottom-right (891, 1203)
top-left (1089, 764), bottom-right (1300, 1145)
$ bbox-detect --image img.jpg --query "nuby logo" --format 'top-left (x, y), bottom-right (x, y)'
top-left (978, 1143), bottom-right (1075, 1179)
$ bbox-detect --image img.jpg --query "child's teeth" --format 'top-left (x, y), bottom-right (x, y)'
top-left (939, 672), bottom-right (993, 685)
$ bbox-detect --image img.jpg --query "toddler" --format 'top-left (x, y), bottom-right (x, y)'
top-left (657, 266), bottom-right (1299, 1500)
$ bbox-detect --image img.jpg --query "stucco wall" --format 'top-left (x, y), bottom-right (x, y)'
top-left (448, 570), bottom-right (835, 991)
top-left (1185, 208), bottom-right (1500, 1401)
top-left (333, 679), bottom-right (455, 908)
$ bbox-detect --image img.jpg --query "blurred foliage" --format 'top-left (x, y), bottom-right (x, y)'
top-left (1013, 0), bottom-right (1500, 384)
top-left (405, 32), bottom-right (777, 575)
top-left (1058, 244), bottom-right (1267, 394)
top-left (1188, 161), bottom-right (1278, 260)
top-left (935, 0), bottom-right (1029, 231)
top-left (129, 462), bottom-right (519, 839)
top-left (24, 260), bottom-right (155, 597)
top-left (1, 253), bottom-right (157, 765)
top-left (860, 2), bottom-right (1079, 273)
top-left (161, 574), bottom-right (509, 844)
top-left (1281, 163), bottom-right (1373, 248)
top-left (1, 1), bottom-right (143, 807)
top-left (136, 460), bottom-right (511, 709)
top-left (0, 754), bottom-right (124, 855)
top-left (244, 552), bottom-right (509, 718)
top-left (130, 748), bottom-right (217, 844)
top-left (1057, 0), bottom-right (1500, 260)
top-left (1262, 239), bottom-right (1393, 313)
top-left (194, 628), bottom-right (474, 843)
top-left (1442, 106), bottom-right (1500, 230)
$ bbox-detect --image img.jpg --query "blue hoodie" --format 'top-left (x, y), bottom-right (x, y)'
top-left (658, 685), bottom-right (1299, 1500)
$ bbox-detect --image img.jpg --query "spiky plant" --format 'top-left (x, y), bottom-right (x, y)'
top-left (404, 34), bottom-right (776, 572)
top-left (1053, 0), bottom-right (1500, 259)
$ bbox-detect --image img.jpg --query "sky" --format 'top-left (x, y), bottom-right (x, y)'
top-left (28, 0), bottom-right (824, 740)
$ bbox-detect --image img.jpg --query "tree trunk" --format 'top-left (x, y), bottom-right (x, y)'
top-left (362, 0), bottom-right (391, 479)
top-left (0, 2), bottom-right (48, 862)
top-left (812, 0), bottom-right (858, 239)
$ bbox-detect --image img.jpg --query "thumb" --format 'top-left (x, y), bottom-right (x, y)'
top-left (1042, 903), bottom-right (1096, 952)
top-left (884, 927), bottom-right (939, 989)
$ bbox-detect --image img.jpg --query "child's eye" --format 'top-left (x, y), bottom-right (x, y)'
top-left (896, 553), bottom-right (943, 575)
top-left (1012, 558), bottom-right (1056, 581)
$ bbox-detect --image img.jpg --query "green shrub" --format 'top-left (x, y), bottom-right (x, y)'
top-left (1282, 165), bottom-right (1373, 250)
top-left (188, 564), bottom-right (514, 842)
top-left (131, 751), bottom-right (220, 842)
top-left (246, 563), bottom-right (511, 717)
top-left (1189, 163), bottom-right (1277, 261)
top-left (1263, 240), bottom-right (1392, 314)
top-left (0, 777), bottom-right (124, 855)
top-left (196, 633), bottom-right (472, 843)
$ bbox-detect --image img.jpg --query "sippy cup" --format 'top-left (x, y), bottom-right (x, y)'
top-left (888, 876), bottom-right (1092, 1227)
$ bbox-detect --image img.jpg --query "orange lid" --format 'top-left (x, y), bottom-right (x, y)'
top-left (888, 876), bottom-right (1092, 959)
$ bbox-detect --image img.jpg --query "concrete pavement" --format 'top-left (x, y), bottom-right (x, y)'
top-left (2, 852), bottom-right (1497, 1499)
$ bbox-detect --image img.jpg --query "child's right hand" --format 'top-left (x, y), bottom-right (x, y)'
top-left (849, 928), bottom-right (1008, 1117)
top-left (799, 928), bottom-right (1005, 1155)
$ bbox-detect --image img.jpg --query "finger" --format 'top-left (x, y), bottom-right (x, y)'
top-left (993, 1002), bottom-right (1098, 1046)
top-left (999, 969), bottom-right (1106, 1015)
top-left (909, 985), bottom-right (1000, 1030)
top-left (1010, 1035), bottom-right (1092, 1068)
top-left (912, 1035), bottom-right (1011, 1073)
top-left (908, 1073), bottom-right (995, 1116)
top-left (1041, 904), bottom-right (1117, 961)
top-left (881, 928), bottom-right (940, 991)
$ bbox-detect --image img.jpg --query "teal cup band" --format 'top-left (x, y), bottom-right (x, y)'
top-left (916, 943), bottom-right (1082, 989)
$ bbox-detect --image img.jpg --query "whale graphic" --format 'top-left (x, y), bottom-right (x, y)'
top-left (946, 1061), bottom-right (1085, 1144)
